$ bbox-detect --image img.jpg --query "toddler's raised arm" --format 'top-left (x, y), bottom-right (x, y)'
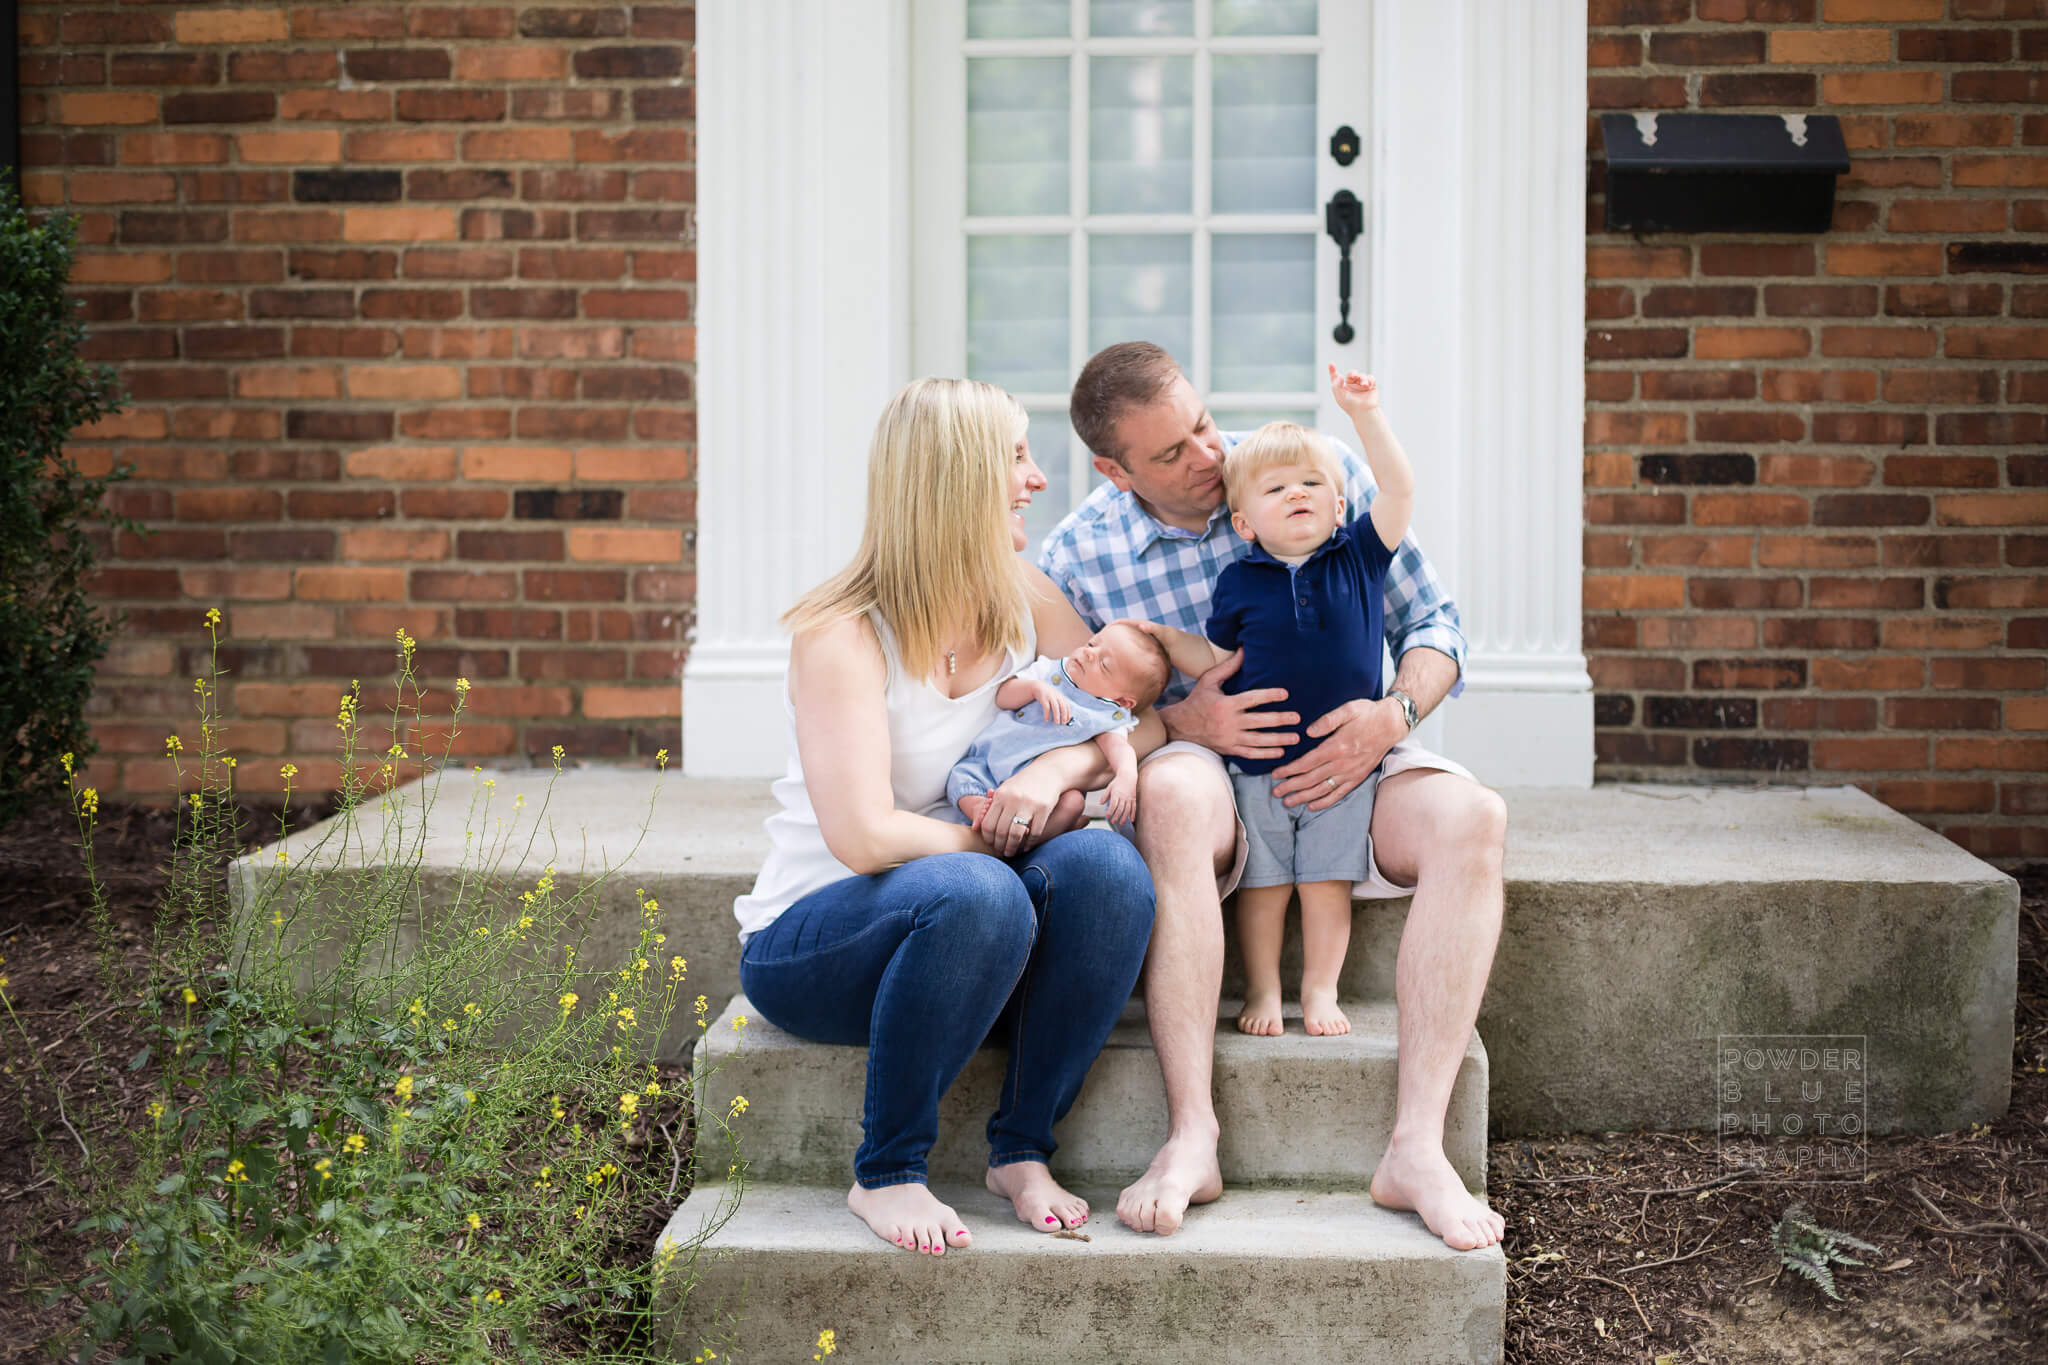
top-left (1329, 363), bottom-right (1414, 553)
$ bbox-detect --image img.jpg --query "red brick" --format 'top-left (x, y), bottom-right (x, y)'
top-left (1884, 534), bottom-right (2000, 567)
top-left (1873, 780), bottom-right (1995, 814)
top-left (1765, 697), bottom-right (1878, 731)
top-left (1888, 697), bottom-right (2002, 731)
top-left (1692, 493), bottom-right (1811, 526)
top-left (1823, 0), bottom-right (1939, 17)
top-left (1937, 492), bottom-right (2048, 526)
top-left (1887, 283), bottom-right (2006, 317)
top-left (1696, 411), bottom-right (1807, 443)
top-left (1883, 457), bottom-right (2001, 489)
top-left (1585, 575), bottom-right (1687, 610)
top-left (1653, 31), bottom-right (1767, 63)
top-left (1815, 738), bottom-right (1928, 770)
top-left (1758, 534), bottom-right (1878, 567)
top-left (1955, 156), bottom-right (2048, 188)
top-left (1689, 577), bottom-right (1803, 610)
top-left (1884, 617), bottom-right (2004, 649)
top-left (1584, 533), bottom-right (1634, 567)
top-left (1950, 327), bottom-right (2048, 360)
top-left (1589, 34), bottom-right (1643, 66)
top-left (1759, 453), bottom-right (1876, 486)
top-left (1637, 617), bottom-right (1760, 649)
top-left (1768, 28), bottom-right (1888, 63)
top-left (1812, 657), bottom-right (1925, 690)
top-left (1825, 243), bottom-right (1944, 277)
top-left (1893, 114), bottom-right (2011, 147)
top-left (2009, 699), bottom-right (2048, 731)
top-left (295, 567), bottom-right (407, 602)
top-left (1587, 246), bottom-right (1691, 279)
top-left (1814, 494), bottom-right (1930, 527)
top-left (1763, 617), bottom-right (1881, 648)
top-left (1934, 656), bottom-right (2047, 690)
top-left (1763, 284), bottom-right (1877, 317)
top-left (1934, 575), bottom-right (2048, 609)
top-left (1760, 369), bottom-right (1877, 402)
top-left (1701, 73), bottom-right (1818, 106)
top-left (1640, 370), bottom-right (1758, 401)
top-left (1640, 534), bottom-right (1756, 568)
top-left (1586, 493), bottom-right (1688, 525)
top-left (1824, 72), bottom-right (1943, 106)
top-left (1587, 329), bottom-right (1691, 360)
top-left (2001, 783), bottom-right (2048, 814)
top-left (1899, 28), bottom-right (2012, 62)
top-left (1937, 739), bottom-right (2048, 772)
top-left (175, 9), bottom-right (289, 44)
top-left (1696, 326), bottom-right (1811, 359)
top-left (1953, 70), bottom-right (2048, 103)
top-left (1882, 368), bottom-right (2000, 404)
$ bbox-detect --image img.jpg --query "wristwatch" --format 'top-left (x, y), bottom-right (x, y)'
top-left (1387, 687), bottom-right (1419, 733)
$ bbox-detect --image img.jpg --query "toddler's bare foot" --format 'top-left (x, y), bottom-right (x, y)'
top-left (1368, 1138), bottom-right (1504, 1251)
top-left (1301, 987), bottom-right (1351, 1036)
top-left (1038, 789), bottom-right (1087, 841)
top-left (985, 1160), bottom-right (1088, 1231)
top-left (957, 793), bottom-right (991, 826)
top-left (846, 1182), bottom-right (972, 1256)
top-left (1236, 989), bottom-right (1284, 1036)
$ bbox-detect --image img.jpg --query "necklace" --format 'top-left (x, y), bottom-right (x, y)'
top-left (945, 649), bottom-right (957, 676)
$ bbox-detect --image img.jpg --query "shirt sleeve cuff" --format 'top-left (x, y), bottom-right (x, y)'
top-left (1394, 626), bottom-right (1467, 699)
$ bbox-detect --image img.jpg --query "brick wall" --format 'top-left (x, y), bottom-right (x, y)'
top-left (17, 3), bottom-right (696, 797)
top-left (1585, 0), bottom-right (2046, 865)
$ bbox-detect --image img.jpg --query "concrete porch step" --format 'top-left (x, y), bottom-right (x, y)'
top-left (658, 1179), bottom-right (1505, 1364)
top-left (697, 994), bottom-right (1488, 1191)
top-left (244, 775), bottom-right (2020, 1134)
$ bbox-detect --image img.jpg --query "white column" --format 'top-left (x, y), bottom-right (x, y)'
top-left (685, 0), bottom-right (912, 776)
top-left (1371, 0), bottom-right (1592, 787)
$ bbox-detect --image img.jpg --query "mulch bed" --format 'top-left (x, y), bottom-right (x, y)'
top-left (2, 800), bottom-right (2042, 1361)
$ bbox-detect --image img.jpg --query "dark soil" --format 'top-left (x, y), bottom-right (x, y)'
top-left (3, 804), bottom-right (2042, 1361)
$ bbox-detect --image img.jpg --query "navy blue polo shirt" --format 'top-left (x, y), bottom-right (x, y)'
top-left (1205, 512), bottom-right (1398, 776)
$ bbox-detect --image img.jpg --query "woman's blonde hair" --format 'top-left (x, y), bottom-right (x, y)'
top-left (783, 377), bottom-right (1032, 679)
top-left (1221, 420), bottom-right (1345, 510)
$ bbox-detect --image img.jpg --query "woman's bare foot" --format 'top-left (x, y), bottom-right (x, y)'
top-left (1301, 987), bottom-right (1351, 1036)
top-left (846, 1182), bottom-right (973, 1256)
top-left (1116, 1131), bottom-right (1222, 1235)
top-left (957, 793), bottom-right (991, 826)
top-left (1236, 988), bottom-right (1283, 1036)
top-left (985, 1160), bottom-right (1088, 1231)
top-left (1367, 1137), bottom-right (1504, 1251)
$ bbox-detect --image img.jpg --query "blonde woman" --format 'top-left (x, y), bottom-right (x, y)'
top-left (732, 378), bottom-right (1156, 1257)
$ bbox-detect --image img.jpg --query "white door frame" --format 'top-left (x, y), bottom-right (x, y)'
top-left (687, 0), bottom-right (1591, 787)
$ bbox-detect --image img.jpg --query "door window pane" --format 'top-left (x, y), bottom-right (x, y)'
top-left (968, 0), bottom-right (1071, 39)
top-left (1214, 409), bottom-right (1316, 437)
top-left (1211, 54), bottom-right (1316, 213)
top-left (1021, 410), bottom-right (1072, 553)
top-left (1089, 235), bottom-right (1192, 367)
top-left (1213, 0), bottom-right (1317, 35)
top-left (1090, 56), bottom-right (1194, 215)
top-left (1089, 1), bottom-right (1194, 37)
top-left (968, 236), bottom-right (1070, 395)
top-left (969, 58), bottom-right (1070, 217)
top-left (1212, 234), bottom-right (1316, 393)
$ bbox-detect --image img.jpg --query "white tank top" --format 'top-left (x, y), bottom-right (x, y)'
top-left (731, 610), bottom-right (1036, 942)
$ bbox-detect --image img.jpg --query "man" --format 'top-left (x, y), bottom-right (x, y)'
top-left (1029, 342), bottom-right (1506, 1250)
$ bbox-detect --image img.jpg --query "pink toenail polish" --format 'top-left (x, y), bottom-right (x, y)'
top-left (1044, 1215), bottom-right (1056, 1224)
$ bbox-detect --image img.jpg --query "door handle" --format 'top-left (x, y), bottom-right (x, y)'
top-left (1325, 189), bottom-right (1362, 345)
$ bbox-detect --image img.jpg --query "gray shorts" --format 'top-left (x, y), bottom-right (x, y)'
top-left (1230, 766), bottom-right (1382, 890)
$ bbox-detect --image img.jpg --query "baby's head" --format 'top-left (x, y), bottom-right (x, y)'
top-left (1063, 621), bottom-right (1171, 712)
top-left (1221, 421), bottom-right (1347, 558)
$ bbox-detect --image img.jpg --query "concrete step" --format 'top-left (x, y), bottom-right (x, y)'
top-left (658, 1179), bottom-right (1505, 1364)
top-left (244, 774), bottom-right (2020, 1134)
top-left (698, 994), bottom-right (1487, 1191)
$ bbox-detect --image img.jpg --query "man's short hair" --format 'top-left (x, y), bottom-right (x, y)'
top-left (1104, 620), bottom-right (1173, 710)
top-left (1220, 421), bottom-right (1345, 513)
top-left (1070, 342), bottom-right (1184, 467)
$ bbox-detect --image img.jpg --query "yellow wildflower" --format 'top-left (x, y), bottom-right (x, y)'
top-left (270, 909), bottom-right (283, 928)
top-left (466, 1212), bottom-right (482, 1231)
top-left (275, 850), bottom-right (289, 866)
top-left (669, 955), bottom-right (687, 981)
top-left (181, 987), bottom-right (197, 1005)
top-left (387, 743), bottom-right (405, 759)
top-left (484, 777), bottom-right (495, 790)
top-left (344, 1133), bottom-right (367, 1155)
top-left (443, 1018), bottom-right (456, 1032)
top-left (409, 997), bottom-right (425, 1020)
top-left (220, 756), bottom-right (235, 770)
top-left (815, 1328), bottom-right (838, 1359)
top-left (615, 1007), bottom-right (636, 1031)
top-left (550, 1096), bottom-right (566, 1121)
top-left (314, 1157), bottom-right (333, 1182)
top-left (79, 788), bottom-right (99, 818)
top-left (656, 747), bottom-right (669, 768)
top-left (465, 1089), bottom-right (478, 1105)
top-left (484, 1288), bottom-right (502, 1305)
top-left (394, 1074), bottom-right (414, 1101)
top-left (551, 744), bottom-right (565, 762)
top-left (463, 1001), bottom-right (481, 1019)
top-left (60, 752), bottom-right (74, 775)
top-left (165, 735), bottom-right (182, 754)
top-left (558, 992), bottom-right (579, 1016)
top-left (732, 1014), bottom-right (747, 1032)
top-left (456, 676), bottom-right (471, 694)
top-left (619, 1093), bottom-right (639, 1118)
top-left (533, 1165), bottom-right (553, 1190)
top-left (572, 1204), bottom-right (586, 1221)
top-left (728, 1096), bottom-right (749, 1119)
top-left (204, 607), bottom-right (222, 629)
top-left (281, 762), bottom-right (298, 780)
top-left (224, 1158), bottom-right (248, 1184)
top-left (146, 1100), bottom-right (166, 1122)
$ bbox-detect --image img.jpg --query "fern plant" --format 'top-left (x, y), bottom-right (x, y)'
top-left (1771, 1202), bottom-right (1880, 1301)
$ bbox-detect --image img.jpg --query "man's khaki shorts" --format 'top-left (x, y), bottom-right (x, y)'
top-left (1086, 738), bottom-right (1476, 899)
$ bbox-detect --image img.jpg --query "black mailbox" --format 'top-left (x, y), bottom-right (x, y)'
top-left (1600, 113), bottom-right (1849, 235)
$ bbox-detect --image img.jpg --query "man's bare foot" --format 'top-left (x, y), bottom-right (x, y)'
top-left (985, 1160), bottom-right (1088, 1231)
top-left (957, 793), bottom-right (990, 826)
top-left (1301, 987), bottom-right (1351, 1036)
top-left (1236, 988), bottom-right (1283, 1036)
top-left (847, 1182), bottom-right (973, 1256)
top-left (1368, 1138), bottom-right (1504, 1251)
top-left (1117, 1132), bottom-right (1222, 1235)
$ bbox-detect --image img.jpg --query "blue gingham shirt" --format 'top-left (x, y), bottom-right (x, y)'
top-left (1036, 432), bottom-right (1467, 707)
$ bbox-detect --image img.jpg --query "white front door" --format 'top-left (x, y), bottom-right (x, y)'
top-left (912, 0), bottom-right (1369, 550)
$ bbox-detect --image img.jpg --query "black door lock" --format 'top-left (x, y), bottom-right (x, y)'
top-left (1324, 188), bottom-right (1362, 345)
top-left (1329, 124), bottom-right (1359, 166)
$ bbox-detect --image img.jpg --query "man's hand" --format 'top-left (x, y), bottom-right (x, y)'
top-left (1269, 696), bottom-right (1407, 810)
top-left (1156, 650), bottom-right (1299, 761)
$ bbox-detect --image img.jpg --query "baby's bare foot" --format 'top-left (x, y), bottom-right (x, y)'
top-left (1236, 989), bottom-right (1284, 1036)
top-left (846, 1182), bottom-right (972, 1256)
top-left (1301, 987), bottom-right (1351, 1036)
top-left (985, 1161), bottom-right (1088, 1231)
top-left (957, 793), bottom-right (990, 826)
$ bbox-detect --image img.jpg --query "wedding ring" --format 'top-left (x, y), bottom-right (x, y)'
top-left (1325, 777), bottom-right (1338, 789)
top-left (1012, 814), bottom-right (1031, 826)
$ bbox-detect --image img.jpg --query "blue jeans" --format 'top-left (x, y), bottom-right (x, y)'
top-left (738, 829), bottom-right (1155, 1188)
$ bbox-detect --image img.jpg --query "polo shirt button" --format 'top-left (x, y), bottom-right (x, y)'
top-left (1297, 596), bottom-right (1309, 605)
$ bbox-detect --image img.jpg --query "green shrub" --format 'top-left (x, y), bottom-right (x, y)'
top-left (0, 181), bottom-right (129, 829)
top-left (4, 618), bottom-right (740, 1362)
